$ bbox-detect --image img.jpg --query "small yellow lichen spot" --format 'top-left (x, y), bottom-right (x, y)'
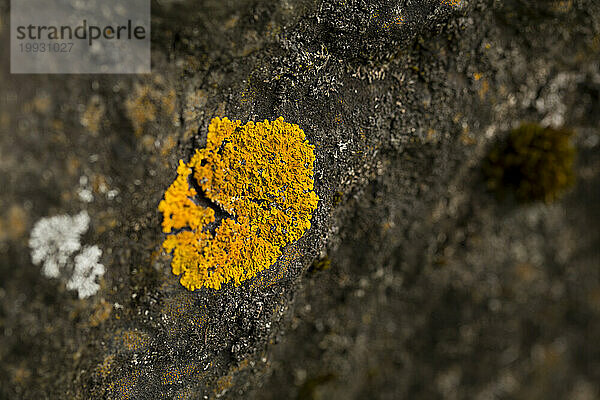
top-left (159, 117), bottom-right (319, 290)
top-left (441, 0), bottom-right (461, 6)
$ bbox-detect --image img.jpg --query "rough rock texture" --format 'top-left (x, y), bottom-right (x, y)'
top-left (0, 0), bottom-right (599, 398)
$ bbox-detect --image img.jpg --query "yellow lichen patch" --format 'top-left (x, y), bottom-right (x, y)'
top-left (160, 364), bottom-right (198, 386)
top-left (310, 256), bottom-right (331, 272)
top-left (89, 299), bottom-right (113, 327)
top-left (80, 95), bottom-right (105, 135)
top-left (159, 117), bottom-right (318, 290)
top-left (106, 368), bottom-right (142, 399)
top-left (213, 359), bottom-right (252, 397)
top-left (121, 330), bottom-right (150, 351)
top-left (441, 0), bottom-right (461, 6)
top-left (161, 369), bottom-right (183, 386)
top-left (382, 14), bottom-right (404, 29)
top-left (96, 354), bottom-right (115, 378)
top-left (551, 0), bottom-right (573, 13)
top-left (215, 375), bottom-right (233, 396)
top-left (10, 365), bottom-right (31, 385)
top-left (125, 77), bottom-right (178, 137)
top-left (0, 204), bottom-right (28, 241)
top-left (22, 92), bottom-right (52, 115)
top-left (161, 292), bottom-right (208, 330)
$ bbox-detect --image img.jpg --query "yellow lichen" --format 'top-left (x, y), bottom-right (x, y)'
top-left (96, 354), bottom-right (115, 378)
top-left (159, 117), bottom-right (318, 290)
top-left (121, 330), bottom-right (150, 351)
top-left (161, 364), bottom-right (198, 386)
top-left (441, 0), bottom-right (461, 6)
top-left (89, 299), bottom-right (113, 327)
top-left (106, 368), bottom-right (142, 399)
top-left (160, 292), bottom-right (208, 330)
top-left (125, 78), bottom-right (177, 137)
top-left (0, 204), bottom-right (28, 242)
top-left (310, 256), bottom-right (331, 272)
top-left (80, 95), bottom-right (105, 134)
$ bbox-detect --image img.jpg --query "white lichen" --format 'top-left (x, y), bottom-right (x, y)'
top-left (77, 187), bottom-right (94, 203)
top-left (77, 175), bottom-right (94, 203)
top-left (29, 211), bottom-right (90, 278)
top-left (29, 210), bottom-right (105, 298)
top-left (67, 245), bottom-right (105, 299)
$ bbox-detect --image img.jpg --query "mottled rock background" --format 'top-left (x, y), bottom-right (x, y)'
top-left (1, 0), bottom-right (599, 398)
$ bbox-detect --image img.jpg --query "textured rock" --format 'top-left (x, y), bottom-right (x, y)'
top-left (0, 0), bottom-right (599, 398)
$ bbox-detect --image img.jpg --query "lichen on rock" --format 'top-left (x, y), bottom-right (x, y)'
top-left (29, 211), bottom-right (105, 298)
top-left (483, 123), bottom-right (576, 203)
top-left (159, 117), bottom-right (319, 290)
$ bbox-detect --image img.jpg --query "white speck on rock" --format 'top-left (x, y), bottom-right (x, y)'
top-left (106, 189), bottom-right (119, 200)
top-left (77, 188), bottom-right (94, 203)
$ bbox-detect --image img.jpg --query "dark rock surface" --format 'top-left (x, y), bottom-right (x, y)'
top-left (0, 0), bottom-right (599, 398)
